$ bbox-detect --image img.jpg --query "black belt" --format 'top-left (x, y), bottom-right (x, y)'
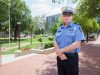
top-left (64, 52), bottom-right (78, 57)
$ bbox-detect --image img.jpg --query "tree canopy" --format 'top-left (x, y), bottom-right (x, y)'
top-left (0, 0), bottom-right (35, 40)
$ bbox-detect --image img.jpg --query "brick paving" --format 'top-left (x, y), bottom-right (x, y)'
top-left (0, 36), bottom-right (100, 75)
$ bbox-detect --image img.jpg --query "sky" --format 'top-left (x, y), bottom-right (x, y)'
top-left (24, 0), bottom-right (78, 17)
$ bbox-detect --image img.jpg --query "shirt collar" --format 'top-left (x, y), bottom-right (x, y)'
top-left (61, 22), bottom-right (73, 29)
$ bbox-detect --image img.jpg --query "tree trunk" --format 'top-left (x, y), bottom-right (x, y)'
top-left (86, 30), bottom-right (89, 42)
top-left (14, 25), bottom-right (18, 40)
top-left (30, 33), bottom-right (32, 45)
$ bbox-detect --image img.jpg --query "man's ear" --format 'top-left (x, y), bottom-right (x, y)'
top-left (71, 16), bottom-right (73, 19)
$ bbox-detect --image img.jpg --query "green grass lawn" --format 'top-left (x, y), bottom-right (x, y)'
top-left (0, 37), bottom-right (54, 55)
top-left (1, 37), bottom-right (52, 46)
top-left (1, 43), bottom-right (41, 55)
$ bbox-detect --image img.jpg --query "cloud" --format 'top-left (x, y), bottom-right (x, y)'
top-left (37, 0), bottom-right (51, 4)
top-left (31, 3), bottom-right (61, 17)
top-left (29, 0), bottom-right (77, 17)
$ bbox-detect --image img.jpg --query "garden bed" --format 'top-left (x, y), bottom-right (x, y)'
top-left (15, 47), bottom-right (54, 57)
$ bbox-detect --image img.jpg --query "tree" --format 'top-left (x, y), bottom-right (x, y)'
top-left (10, 0), bottom-right (33, 40)
top-left (0, 0), bottom-right (9, 31)
top-left (0, 0), bottom-right (35, 40)
top-left (34, 16), bottom-right (46, 35)
top-left (28, 18), bottom-right (35, 45)
top-left (77, 0), bottom-right (100, 19)
top-left (75, 0), bottom-right (100, 41)
top-left (50, 17), bottom-right (63, 35)
top-left (73, 14), bottom-right (100, 41)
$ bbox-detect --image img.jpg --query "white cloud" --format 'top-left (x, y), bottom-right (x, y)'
top-left (29, 0), bottom-right (77, 17)
top-left (31, 3), bottom-right (62, 17)
top-left (37, 0), bottom-right (51, 4)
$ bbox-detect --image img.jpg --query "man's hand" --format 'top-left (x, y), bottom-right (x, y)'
top-left (54, 41), bottom-right (67, 60)
top-left (55, 49), bottom-right (67, 60)
top-left (56, 49), bottom-right (63, 56)
top-left (59, 54), bottom-right (67, 60)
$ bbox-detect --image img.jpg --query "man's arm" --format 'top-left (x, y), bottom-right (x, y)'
top-left (54, 41), bottom-right (59, 50)
top-left (54, 41), bottom-right (67, 60)
top-left (62, 41), bottom-right (81, 53)
top-left (56, 41), bottom-right (81, 56)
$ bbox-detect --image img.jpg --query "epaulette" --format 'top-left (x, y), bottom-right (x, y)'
top-left (74, 22), bottom-right (81, 25)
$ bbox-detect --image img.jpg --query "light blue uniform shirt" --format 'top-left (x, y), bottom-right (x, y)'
top-left (54, 22), bottom-right (85, 53)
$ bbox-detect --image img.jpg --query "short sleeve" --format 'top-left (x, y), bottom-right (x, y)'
top-left (53, 26), bottom-right (61, 42)
top-left (74, 26), bottom-right (85, 42)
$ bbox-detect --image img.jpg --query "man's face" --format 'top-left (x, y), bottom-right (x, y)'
top-left (62, 13), bottom-right (73, 24)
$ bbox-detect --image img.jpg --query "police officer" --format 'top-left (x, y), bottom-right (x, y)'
top-left (54, 6), bottom-right (85, 75)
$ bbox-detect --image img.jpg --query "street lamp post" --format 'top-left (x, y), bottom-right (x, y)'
top-left (30, 26), bottom-right (32, 45)
top-left (17, 22), bottom-right (21, 50)
top-left (8, 1), bottom-right (11, 47)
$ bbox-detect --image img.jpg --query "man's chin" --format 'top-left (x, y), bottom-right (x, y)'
top-left (65, 22), bottom-right (70, 24)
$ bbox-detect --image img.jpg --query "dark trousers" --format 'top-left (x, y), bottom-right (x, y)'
top-left (57, 53), bottom-right (79, 75)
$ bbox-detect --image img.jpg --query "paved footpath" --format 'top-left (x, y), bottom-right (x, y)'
top-left (0, 36), bottom-right (100, 75)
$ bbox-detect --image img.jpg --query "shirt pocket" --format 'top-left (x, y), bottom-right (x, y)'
top-left (64, 31), bottom-right (74, 43)
top-left (65, 28), bottom-right (75, 36)
top-left (65, 31), bottom-right (74, 36)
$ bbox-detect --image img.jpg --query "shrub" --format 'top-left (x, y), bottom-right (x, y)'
top-left (48, 37), bottom-right (53, 41)
top-left (38, 38), bottom-right (42, 42)
top-left (44, 43), bottom-right (54, 49)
